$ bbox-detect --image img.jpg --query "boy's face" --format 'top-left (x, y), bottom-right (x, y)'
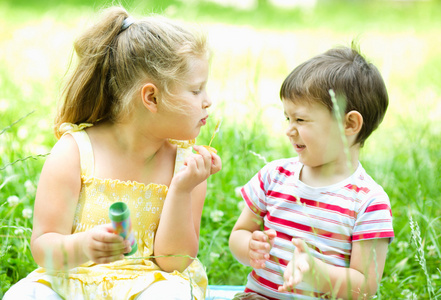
top-left (283, 98), bottom-right (347, 169)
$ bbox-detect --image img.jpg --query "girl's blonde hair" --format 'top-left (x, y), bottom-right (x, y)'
top-left (54, 6), bottom-right (208, 138)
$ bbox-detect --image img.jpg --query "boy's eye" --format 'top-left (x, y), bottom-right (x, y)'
top-left (192, 90), bottom-right (201, 95)
top-left (285, 116), bottom-right (304, 122)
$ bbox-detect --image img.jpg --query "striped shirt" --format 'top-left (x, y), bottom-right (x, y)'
top-left (241, 157), bottom-right (394, 299)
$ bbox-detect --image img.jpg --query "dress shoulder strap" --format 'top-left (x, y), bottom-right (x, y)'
top-left (59, 123), bottom-right (94, 178)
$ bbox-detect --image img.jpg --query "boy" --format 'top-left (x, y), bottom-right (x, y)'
top-left (229, 45), bottom-right (394, 299)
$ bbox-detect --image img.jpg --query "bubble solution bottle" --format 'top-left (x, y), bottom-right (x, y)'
top-left (109, 202), bottom-right (138, 256)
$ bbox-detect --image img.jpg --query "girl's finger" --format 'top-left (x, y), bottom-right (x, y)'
top-left (91, 226), bottom-right (124, 243)
top-left (195, 153), bottom-right (210, 172)
top-left (93, 253), bottom-right (125, 264)
top-left (90, 240), bottom-right (126, 253)
top-left (209, 153), bottom-right (222, 174)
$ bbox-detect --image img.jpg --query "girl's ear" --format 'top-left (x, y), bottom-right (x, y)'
top-left (141, 83), bottom-right (159, 113)
top-left (344, 110), bottom-right (363, 137)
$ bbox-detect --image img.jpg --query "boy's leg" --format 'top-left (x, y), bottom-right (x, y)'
top-left (232, 292), bottom-right (270, 300)
top-left (3, 278), bottom-right (62, 300)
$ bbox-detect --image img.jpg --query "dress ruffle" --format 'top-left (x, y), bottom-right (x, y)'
top-left (59, 122), bottom-right (94, 136)
top-left (80, 176), bottom-right (169, 194)
top-left (169, 139), bottom-right (196, 148)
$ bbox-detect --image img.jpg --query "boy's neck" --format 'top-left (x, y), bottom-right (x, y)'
top-left (299, 148), bottom-right (360, 187)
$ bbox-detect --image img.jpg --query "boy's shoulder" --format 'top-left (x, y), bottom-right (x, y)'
top-left (352, 163), bottom-right (385, 188)
top-left (345, 163), bottom-right (389, 203)
top-left (262, 157), bottom-right (301, 174)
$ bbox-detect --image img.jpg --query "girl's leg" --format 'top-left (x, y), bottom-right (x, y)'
top-left (135, 277), bottom-right (195, 300)
top-left (3, 278), bottom-right (62, 300)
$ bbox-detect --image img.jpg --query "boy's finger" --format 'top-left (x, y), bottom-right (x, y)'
top-left (265, 229), bottom-right (277, 239)
top-left (298, 259), bottom-right (310, 272)
top-left (249, 249), bottom-right (267, 261)
top-left (250, 240), bottom-right (270, 253)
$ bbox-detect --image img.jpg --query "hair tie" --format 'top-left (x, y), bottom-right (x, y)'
top-left (121, 16), bottom-right (135, 32)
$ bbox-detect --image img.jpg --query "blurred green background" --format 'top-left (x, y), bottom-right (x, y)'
top-left (1, 0), bottom-right (441, 298)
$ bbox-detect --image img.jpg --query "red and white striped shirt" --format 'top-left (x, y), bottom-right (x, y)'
top-left (241, 157), bottom-right (394, 299)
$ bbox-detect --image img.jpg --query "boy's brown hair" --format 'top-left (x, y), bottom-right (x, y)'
top-left (280, 43), bottom-right (389, 147)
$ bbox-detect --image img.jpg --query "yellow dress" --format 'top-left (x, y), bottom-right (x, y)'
top-left (26, 123), bottom-right (208, 300)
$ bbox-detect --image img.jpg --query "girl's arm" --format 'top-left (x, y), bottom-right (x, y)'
top-left (280, 238), bottom-right (389, 299)
top-left (30, 135), bottom-right (127, 270)
top-left (154, 145), bottom-right (221, 272)
top-left (229, 207), bottom-right (276, 269)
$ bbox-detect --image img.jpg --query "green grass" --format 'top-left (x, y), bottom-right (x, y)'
top-left (1, 0), bottom-right (441, 298)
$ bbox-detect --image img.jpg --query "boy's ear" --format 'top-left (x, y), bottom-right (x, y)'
top-left (141, 83), bottom-right (159, 113)
top-left (344, 110), bottom-right (363, 136)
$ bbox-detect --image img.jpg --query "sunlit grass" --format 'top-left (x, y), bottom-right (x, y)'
top-left (1, 0), bottom-right (441, 298)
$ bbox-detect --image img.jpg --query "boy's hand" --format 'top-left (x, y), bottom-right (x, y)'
top-left (82, 224), bottom-right (131, 264)
top-left (248, 229), bottom-right (277, 269)
top-left (278, 238), bottom-right (311, 292)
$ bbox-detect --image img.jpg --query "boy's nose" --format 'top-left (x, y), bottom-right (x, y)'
top-left (285, 125), bottom-right (297, 137)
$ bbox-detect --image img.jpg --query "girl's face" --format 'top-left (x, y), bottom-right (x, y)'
top-left (156, 56), bottom-right (211, 141)
top-left (283, 98), bottom-right (347, 170)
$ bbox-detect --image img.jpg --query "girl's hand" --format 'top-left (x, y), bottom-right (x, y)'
top-left (248, 229), bottom-right (277, 269)
top-left (193, 145), bottom-right (222, 175)
top-left (278, 238), bottom-right (311, 292)
top-left (171, 145), bottom-right (221, 193)
top-left (82, 224), bottom-right (131, 264)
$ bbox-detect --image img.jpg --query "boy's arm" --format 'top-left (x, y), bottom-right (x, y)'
top-left (229, 207), bottom-right (276, 268)
top-left (281, 238), bottom-right (389, 299)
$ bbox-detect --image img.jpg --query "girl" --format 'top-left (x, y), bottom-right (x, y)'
top-left (4, 6), bottom-right (221, 300)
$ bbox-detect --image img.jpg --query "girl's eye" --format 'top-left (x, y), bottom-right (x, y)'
top-left (192, 90), bottom-right (201, 95)
top-left (296, 118), bottom-right (304, 122)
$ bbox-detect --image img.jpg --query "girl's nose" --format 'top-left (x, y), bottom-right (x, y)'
top-left (203, 93), bottom-right (212, 109)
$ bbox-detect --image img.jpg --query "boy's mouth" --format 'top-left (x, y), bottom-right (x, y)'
top-left (294, 144), bottom-right (306, 152)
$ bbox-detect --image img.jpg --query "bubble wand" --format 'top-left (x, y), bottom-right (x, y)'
top-left (109, 202), bottom-right (138, 256)
top-left (202, 119), bottom-right (222, 154)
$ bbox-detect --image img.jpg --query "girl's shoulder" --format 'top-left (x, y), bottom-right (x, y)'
top-left (52, 132), bottom-right (81, 161)
top-left (40, 133), bottom-right (81, 189)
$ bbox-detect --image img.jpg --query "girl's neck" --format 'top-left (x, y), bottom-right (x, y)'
top-left (89, 120), bottom-right (176, 186)
top-left (103, 120), bottom-right (166, 163)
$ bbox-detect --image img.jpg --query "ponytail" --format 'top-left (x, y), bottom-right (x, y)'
top-left (54, 7), bottom-right (129, 138)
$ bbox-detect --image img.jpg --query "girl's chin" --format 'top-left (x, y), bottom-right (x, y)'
top-left (177, 132), bottom-right (200, 141)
